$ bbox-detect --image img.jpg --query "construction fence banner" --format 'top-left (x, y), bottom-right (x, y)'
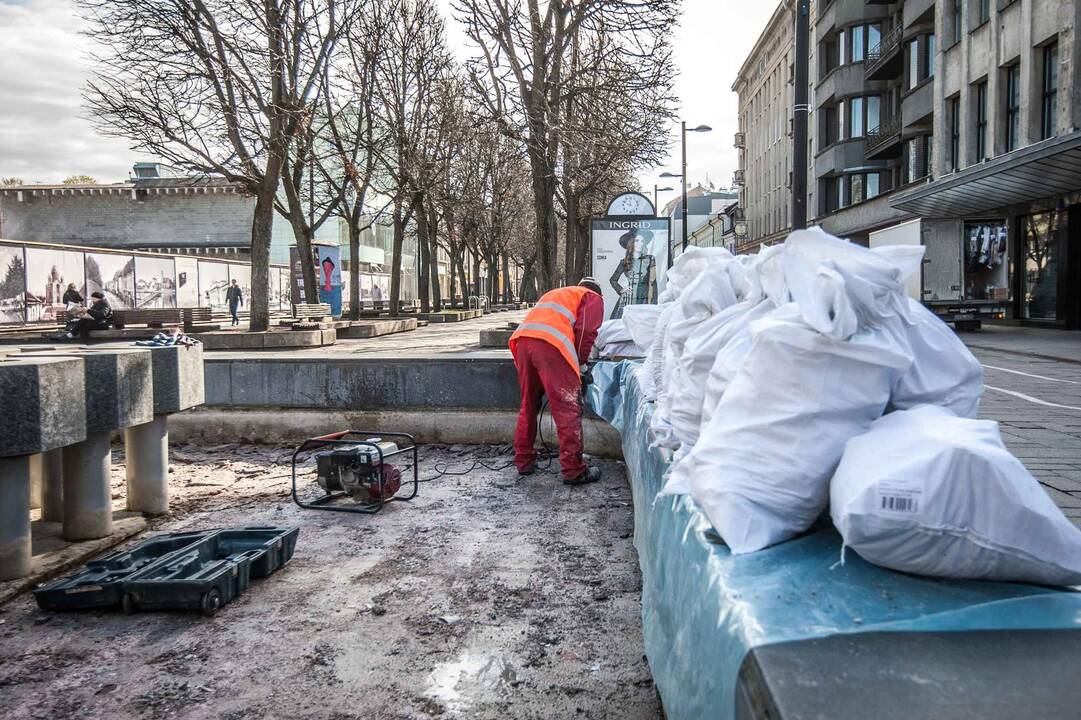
top-left (590, 217), bottom-right (670, 321)
top-left (0, 239), bottom-right (291, 324)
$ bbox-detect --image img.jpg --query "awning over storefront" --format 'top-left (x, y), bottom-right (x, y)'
top-left (890, 131), bottom-right (1081, 218)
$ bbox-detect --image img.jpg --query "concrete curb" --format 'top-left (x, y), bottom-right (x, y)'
top-left (965, 343), bottom-right (1081, 367)
top-left (168, 406), bottom-right (623, 458)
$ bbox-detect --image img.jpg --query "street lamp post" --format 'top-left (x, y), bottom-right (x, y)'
top-left (664, 122), bottom-right (713, 255)
top-left (653, 184), bottom-right (674, 213)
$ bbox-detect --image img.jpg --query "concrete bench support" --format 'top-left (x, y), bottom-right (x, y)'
top-left (41, 448), bottom-right (64, 522)
top-left (62, 431), bottom-right (113, 541)
top-left (29, 453), bottom-right (43, 510)
top-left (125, 415), bottom-right (169, 515)
top-left (0, 456), bottom-right (32, 580)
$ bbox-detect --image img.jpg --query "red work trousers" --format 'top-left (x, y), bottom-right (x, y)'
top-left (512, 337), bottom-right (586, 480)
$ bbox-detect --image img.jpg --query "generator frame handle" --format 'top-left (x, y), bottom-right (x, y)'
top-left (290, 430), bottom-right (419, 514)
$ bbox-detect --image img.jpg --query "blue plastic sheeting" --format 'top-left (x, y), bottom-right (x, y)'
top-left (587, 360), bottom-right (1081, 720)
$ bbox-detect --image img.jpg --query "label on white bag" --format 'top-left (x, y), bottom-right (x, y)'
top-left (875, 482), bottom-right (922, 515)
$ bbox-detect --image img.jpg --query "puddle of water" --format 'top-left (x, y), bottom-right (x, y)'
top-left (425, 653), bottom-right (517, 713)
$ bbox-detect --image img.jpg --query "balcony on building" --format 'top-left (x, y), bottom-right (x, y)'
top-left (865, 24), bottom-right (903, 80)
top-left (865, 113), bottom-right (902, 159)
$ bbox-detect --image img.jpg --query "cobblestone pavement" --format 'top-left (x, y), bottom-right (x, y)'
top-left (966, 341), bottom-right (1081, 528)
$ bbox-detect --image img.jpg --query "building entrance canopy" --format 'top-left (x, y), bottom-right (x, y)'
top-left (890, 132), bottom-right (1081, 218)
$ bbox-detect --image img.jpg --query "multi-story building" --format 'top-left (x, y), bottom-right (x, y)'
top-left (662, 186), bottom-right (739, 257)
top-left (737, 0), bottom-right (1080, 328)
top-left (891, 0), bottom-right (1080, 328)
top-left (733, 1), bottom-right (813, 252)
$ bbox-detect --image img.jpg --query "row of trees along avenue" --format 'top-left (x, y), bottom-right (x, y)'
top-left (81, 0), bottom-right (677, 330)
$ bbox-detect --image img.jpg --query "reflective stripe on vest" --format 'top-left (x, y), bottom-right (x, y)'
top-left (514, 321), bottom-right (578, 363)
top-left (532, 302), bottom-right (576, 325)
top-left (509, 286), bottom-right (594, 375)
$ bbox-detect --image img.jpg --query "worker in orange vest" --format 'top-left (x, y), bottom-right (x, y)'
top-left (508, 278), bottom-right (605, 485)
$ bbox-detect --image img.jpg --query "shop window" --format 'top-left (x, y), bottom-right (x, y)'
top-left (964, 221), bottom-right (1009, 301)
top-left (1042, 43), bottom-right (1058, 140)
top-left (1022, 210), bottom-right (1063, 321)
top-left (1005, 63), bottom-right (1021, 151)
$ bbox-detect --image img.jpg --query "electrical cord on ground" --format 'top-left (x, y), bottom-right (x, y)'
top-left (416, 395), bottom-right (559, 481)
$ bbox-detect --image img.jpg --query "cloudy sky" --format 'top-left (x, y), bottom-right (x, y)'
top-left (0, 0), bottom-right (776, 194)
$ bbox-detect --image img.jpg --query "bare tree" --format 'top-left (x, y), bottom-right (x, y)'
top-left (453, 0), bottom-right (679, 292)
top-left (81, 0), bottom-right (354, 330)
top-left (368, 0), bottom-right (454, 316)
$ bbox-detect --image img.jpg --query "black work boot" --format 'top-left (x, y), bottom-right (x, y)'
top-left (564, 466), bottom-right (601, 486)
top-left (517, 463), bottom-right (536, 478)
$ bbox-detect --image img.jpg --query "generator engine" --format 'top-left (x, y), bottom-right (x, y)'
top-left (315, 439), bottom-right (402, 503)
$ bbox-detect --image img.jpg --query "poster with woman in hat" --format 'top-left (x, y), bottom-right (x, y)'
top-left (608, 227), bottom-right (658, 319)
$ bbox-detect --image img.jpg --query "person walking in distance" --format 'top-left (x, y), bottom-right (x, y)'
top-left (508, 278), bottom-right (605, 485)
top-left (226, 279), bottom-right (243, 326)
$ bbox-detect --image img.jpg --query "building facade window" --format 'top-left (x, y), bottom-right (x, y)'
top-left (949, 96), bottom-right (961, 171)
top-left (952, 0), bottom-right (963, 45)
top-left (975, 80), bottom-right (988, 161)
top-left (1005, 63), bottom-right (1021, 151)
top-left (1042, 43), bottom-right (1059, 139)
top-left (905, 136), bottom-right (931, 183)
top-left (908, 35), bottom-right (935, 90)
top-left (848, 172), bottom-right (881, 204)
top-left (850, 97), bottom-right (864, 137)
top-left (977, 0), bottom-right (990, 26)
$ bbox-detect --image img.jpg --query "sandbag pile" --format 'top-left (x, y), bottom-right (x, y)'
top-left (593, 319), bottom-right (644, 359)
top-left (623, 227), bottom-right (1081, 584)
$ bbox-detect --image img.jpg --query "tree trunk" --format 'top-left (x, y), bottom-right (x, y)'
top-left (416, 198), bottom-right (431, 314)
top-left (472, 252), bottom-right (482, 298)
top-left (289, 223), bottom-right (320, 304)
top-left (428, 207), bottom-right (441, 312)
top-left (389, 201), bottom-right (404, 319)
top-left (348, 218), bottom-right (361, 320)
top-left (502, 253), bottom-right (511, 303)
top-left (249, 188), bottom-right (276, 332)
top-left (527, 147), bottom-right (559, 291)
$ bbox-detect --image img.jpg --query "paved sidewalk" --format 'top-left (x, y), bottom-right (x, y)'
top-left (964, 337), bottom-right (1081, 528)
top-left (962, 324), bottom-right (1081, 364)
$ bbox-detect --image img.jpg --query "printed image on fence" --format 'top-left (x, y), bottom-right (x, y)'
top-left (0, 246), bottom-right (26, 323)
top-left (0, 240), bottom-right (294, 324)
top-left (24, 248), bottom-right (85, 322)
top-left (86, 252), bottom-right (136, 309)
top-left (135, 256), bottom-right (177, 308)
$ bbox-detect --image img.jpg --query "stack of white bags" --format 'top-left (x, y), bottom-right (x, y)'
top-left (620, 228), bottom-right (1081, 586)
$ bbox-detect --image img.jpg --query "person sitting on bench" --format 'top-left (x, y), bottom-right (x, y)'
top-left (65, 291), bottom-right (113, 340)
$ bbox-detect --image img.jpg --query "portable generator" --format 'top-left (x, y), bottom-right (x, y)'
top-left (290, 430), bottom-right (419, 514)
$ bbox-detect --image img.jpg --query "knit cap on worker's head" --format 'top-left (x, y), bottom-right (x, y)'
top-left (579, 277), bottom-right (602, 295)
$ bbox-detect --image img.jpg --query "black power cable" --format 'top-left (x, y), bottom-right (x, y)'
top-left (417, 395), bottom-right (559, 481)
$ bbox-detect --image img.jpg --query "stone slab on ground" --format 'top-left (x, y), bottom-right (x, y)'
top-left (335, 318), bottom-right (418, 339)
top-left (193, 329), bottom-right (333, 351)
top-left (417, 309), bottom-right (483, 323)
top-left (0, 357), bottom-right (87, 457)
top-left (20, 348), bottom-right (154, 433)
top-left (0, 512), bottom-right (146, 606)
top-left (479, 328), bottom-right (514, 347)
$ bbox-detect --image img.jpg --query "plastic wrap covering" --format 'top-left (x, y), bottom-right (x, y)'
top-left (586, 360), bottom-right (1081, 720)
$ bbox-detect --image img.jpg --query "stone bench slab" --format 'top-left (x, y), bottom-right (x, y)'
top-left (0, 357), bottom-right (87, 457)
top-left (20, 349), bottom-right (153, 433)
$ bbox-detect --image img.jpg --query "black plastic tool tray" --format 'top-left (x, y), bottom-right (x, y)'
top-left (34, 526), bottom-right (299, 616)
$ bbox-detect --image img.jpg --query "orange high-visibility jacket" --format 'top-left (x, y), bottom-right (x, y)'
top-left (509, 286), bottom-right (594, 376)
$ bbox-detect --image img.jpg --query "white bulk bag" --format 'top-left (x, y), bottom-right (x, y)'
top-left (680, 309), bottom-right (912, 554)
top-left (882, 299), bottom-right (983, 418)
top-left (621, 304), bottom-right (664, 350)
top-left (831, 405), bottom-right (1081, 585)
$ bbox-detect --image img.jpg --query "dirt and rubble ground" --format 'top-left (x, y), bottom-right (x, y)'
top-left (0, 443), bottom-right (657, 720)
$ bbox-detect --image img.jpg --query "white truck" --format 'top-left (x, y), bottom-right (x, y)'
top-left (869, 219), bottom-right (1008, 331)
